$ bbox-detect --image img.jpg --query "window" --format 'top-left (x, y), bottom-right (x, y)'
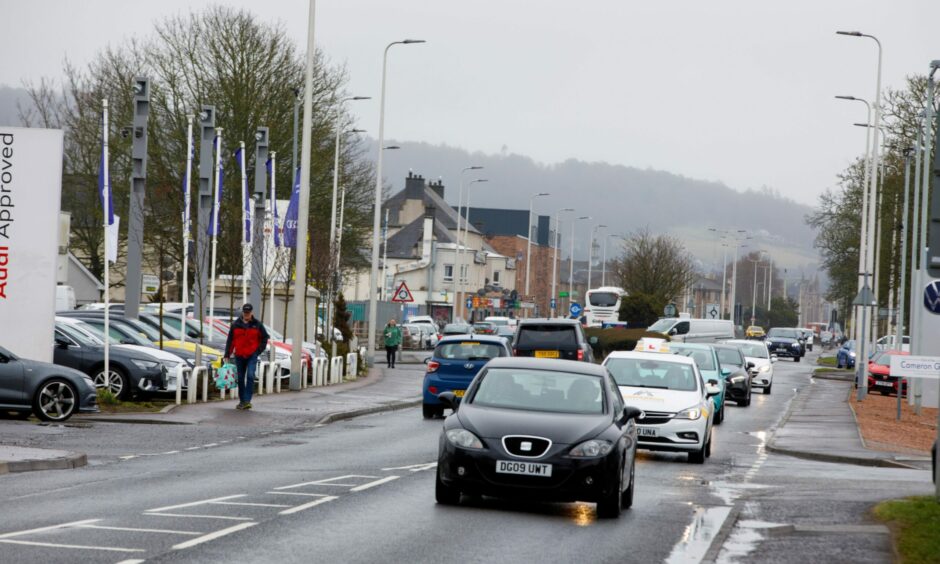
top-left (443, 264), bottom-right (454, 282)
top-left (605, 358), bottom-right (699, 392)
top-left (471, 368), bottom-right (605, 414)
top-left (459, 264), bottom-right (469, 282)
top-left (493, 271), bottom-right (501, 285)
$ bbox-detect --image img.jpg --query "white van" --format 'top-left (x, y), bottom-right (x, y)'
top-left (584, 287), bottom-right (627, 327)
top-left (647, 317), bottom-right (735, 343)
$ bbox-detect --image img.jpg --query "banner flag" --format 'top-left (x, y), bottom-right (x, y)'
top-left (207, 137), bottom-right (225, 236)
top-left (282, 167), bottom-right (301, 248)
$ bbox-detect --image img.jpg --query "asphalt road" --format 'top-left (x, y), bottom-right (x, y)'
top-left (0, 352), bottom-right (933, 564)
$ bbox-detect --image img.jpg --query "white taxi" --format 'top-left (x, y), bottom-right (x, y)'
top-left (602, 342), bottom-right (719, 464)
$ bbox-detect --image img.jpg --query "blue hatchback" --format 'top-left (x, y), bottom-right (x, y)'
top-left (422, 335), bottom-right (511, 419)
top-left (836, 340), bottom-right (856, 369)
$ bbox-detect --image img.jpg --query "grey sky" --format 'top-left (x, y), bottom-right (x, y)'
top-left (1, 1), bottom-right (936, 205)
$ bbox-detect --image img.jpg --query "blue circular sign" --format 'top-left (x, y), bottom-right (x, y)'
top-left (925, 281), bottom-right (940, 315)
top-left (569, 302), bottom-right (583, 317)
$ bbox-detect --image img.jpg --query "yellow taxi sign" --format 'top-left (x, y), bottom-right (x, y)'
top-left (634, 337), bottom-right (670, 353)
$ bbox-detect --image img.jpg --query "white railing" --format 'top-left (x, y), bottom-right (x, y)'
top-left (330, 356), bottom-right (344, 385)
top-left (345, 353), bottom-right (358, 380)
top-left (256, 360), bottom-right (273, 396)
top-left (174, 365), bottom-right (192, 406)
top-left (313, 357), bottom-right (328, 386)
top-left (187, 366), bottom-right (209, 404)
top-left (300, 358), bottom-right (310, 388)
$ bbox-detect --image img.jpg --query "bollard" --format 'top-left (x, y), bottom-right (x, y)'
top-left (330, 356), bottom-right (344, 384)
top-left (301, 359), bottom-right (310, 388)
top-left (313, 357), bottom-right (327, 386)
top-left (255, 360), bottom-right (268, 396)
top-left (175, 365), bottom-right (193, 405)
top-left (199, 367), bottom-right (209, 403)
top-left (346, 353), bottom-right (358, 380)
top-left (267, 363), bottom-right (276, 395)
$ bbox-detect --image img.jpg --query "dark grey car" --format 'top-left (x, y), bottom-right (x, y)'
top-left (0, 346), bottom-right (98, 421)
top-left (512, 319), bottom-right (595, 363)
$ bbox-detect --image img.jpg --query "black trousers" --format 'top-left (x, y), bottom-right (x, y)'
top-left (385, 345), bottom-right (398, 367)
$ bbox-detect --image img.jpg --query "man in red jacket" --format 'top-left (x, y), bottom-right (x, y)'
top-left (223, 303), bottom-right (270, 410)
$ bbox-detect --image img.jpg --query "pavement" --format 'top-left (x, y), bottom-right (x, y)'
top-left (0, 445), bottom-right (87, 473)
top-left (767, 368), bottom-right (933, 470)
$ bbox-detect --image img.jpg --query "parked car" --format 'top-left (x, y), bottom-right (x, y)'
top-left (723, 339), bottom-right (775, 395)
top-left (647, 317), bottom-right (734, 343)
top-left (875, 335), bottom-right (910, 353)
top-left (512, 319), bottom-right (594, 362)
top-left (766, 328), bottom-right (805, 361)
top-left (53, 319), bottom-right (169, 399)
top-left (435, 357), bottom-right (640, 517)
top-left (836, 340), bottom-right (857, 369)
top-left (745, 326), bottom-right (766, 339)
top-left (442, 323), bottom-right (473, 336)
top-left (421, 335), bottom-right (511, 418)
top-left (472, 321), bottom-right (497, 335)
top-left (669, 343), bottom-right (727, 424)
top-left (0, 345), bottom-right (99, 421)
top-left (603, 350), bottom-right (718, 463)
top-left (867, 350), bottom-right (909, 396)
top-left (712, 344), bottom-right (753, 406)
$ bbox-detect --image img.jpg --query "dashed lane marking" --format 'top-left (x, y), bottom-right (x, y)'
top-left (382, 462), bottom-right (437, 472)
top-left (77, 524), bottom-right (202, 535)
top-left (0, 539), bottom-right (144, 552)
top-left (279, 496), bottom-right (339, 515)
top-left (350, 476), bottom-right (400, 492)
top-left (115, 560), bottom-right (146, 564)
top-left (209, 501), bottom-right (291, 508)
top-left (267, 491), bottom-right (329, 498)
top-left (146, 495), bottom-right (246, 513)
top-left (143, 513), bottom-right (252, 521)
top-left (0, 519), bottom-right (100, 539)
top-left (171, 522), bottom-right (257, 550)
top-left (273, 475), bottom-right (377, 490)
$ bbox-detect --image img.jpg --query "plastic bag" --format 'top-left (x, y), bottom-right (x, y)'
top-left (214, 363), bottom-right (238, 390)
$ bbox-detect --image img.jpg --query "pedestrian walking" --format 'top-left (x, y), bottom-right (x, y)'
top-left (383, 319), bottom-right (402, 368)
top-left (223, 303), bottom-right (270, 410)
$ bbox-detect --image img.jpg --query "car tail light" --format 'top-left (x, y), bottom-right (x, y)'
top-left (428, 385), bottom-right (438, 395)
top-left (577, 350), bottom-right (584, 361)
top-left (427, 361), bottom-right (440, 373)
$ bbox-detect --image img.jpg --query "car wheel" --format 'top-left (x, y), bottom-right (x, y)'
top-left (705, 432), bottom-right (712, 458)
top-left (794, 356), bottom-right (801, 363)
top-left (93, 366), bottom-right (129, 399)
top-left (737, 389), bottom-right (751, 407)
top-left (689, 441), bottom-right (707, 464)
top-left (422, 404), bottom-right (440, 419)
top-left (435, 466), bottom-right (460, 505)
top-left (714, 404), bottom-right (724, 425)
top-left (621, 460), bottom-right (635, 510)
top-left (764, 382), bottom-right (772, 395)
top-left (33, 379), bottom-right (78, 422)
top-left (596, 460), bottom-right (624, 518)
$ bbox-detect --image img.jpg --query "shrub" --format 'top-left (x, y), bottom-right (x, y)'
top-left (618, 293), bottom-right (665, 328)
top-left (96, 388), bottom-right (120, 406)
top-left (584, 327), bottom-right (670, 360)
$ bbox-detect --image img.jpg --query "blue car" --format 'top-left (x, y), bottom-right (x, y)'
top-left (670, 343), bottom-right (727, 425)
top-left (422, 335), bottom-right (511, 419)
top-left (836, 340), bottom-right (856, 369)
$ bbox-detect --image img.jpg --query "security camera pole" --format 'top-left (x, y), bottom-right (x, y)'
top-left (124, 77), bottom-right (150, 320)
top-left (250, 128), bottom-right (269, 309)
top-left (196, 106), bottom-right (216, 328)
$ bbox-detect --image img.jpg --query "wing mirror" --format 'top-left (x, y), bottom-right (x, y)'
top-left (720, 367), bottom-right (731, 377)
top-left (620, 405), bottom-right (644, 423)
top-left (705, 383), bottom-right (721, 397)
top-left (437, 391), bottom-right (458, 412)
top-left (54, 337), bottom-right (70, 349)
top-left (746, 361), bottom-right (755, 370)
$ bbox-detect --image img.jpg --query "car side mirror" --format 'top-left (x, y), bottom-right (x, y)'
top-left (620, 405), bottom-right (643, 423)
top-left (438, 391), bottom-right (458, 412)
top-left (720, 367), bottom-right (731, 377)
top-left (121, 339), bottom-right (136, 345)
top-left (705, 383), bottom-right (721, 397)
top-left (54, 337), bottom-right (70, 349)
top-left (0, 354), bottom-right (9, 363)
top-left (589, 336), bottom-right (598, 345)
top-left (746, 361), bottom-right (755, 370)
top-left (707, 379), bottom-right (719, 386)
top-left (668, 328), bottom-right (677, 336)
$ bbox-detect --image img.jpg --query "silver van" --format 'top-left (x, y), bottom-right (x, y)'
top-left (647, 317), bottom-right (735, 343)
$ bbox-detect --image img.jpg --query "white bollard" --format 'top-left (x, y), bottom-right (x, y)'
top-left (330, 356), bottom-right (344, 384)
top-left (175, 365), bottom-right (193, 405)
top-left (301, 359), bottom-right (309, 388)
top-left (199, 367), bottom-right (209, 403)
top-left (313, 357), bottom-right (327, 386)
top-left (255, 360), bottom-right (267, 396)
top-left (346, 353), bottom-right (358, 380)
top-left (267, 363), bottom-right (276, 395)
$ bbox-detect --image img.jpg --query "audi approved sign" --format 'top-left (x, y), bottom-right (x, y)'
top-left (0, 127), bottom-right (64, 362)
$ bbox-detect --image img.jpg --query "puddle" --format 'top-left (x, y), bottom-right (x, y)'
top-left (664, 505), bottom-right (732, 564)
top-left (716, 519), bottom-right (788, 563)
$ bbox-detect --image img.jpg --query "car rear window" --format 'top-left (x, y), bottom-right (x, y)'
top-left (516, 325), bottom-right (578, 348)
top-left (471, 368), bottom-right (605, 414)
top-left (435, 342), bottom-right (504, 360)
top-left (716, 348), bottom-right (743, 366)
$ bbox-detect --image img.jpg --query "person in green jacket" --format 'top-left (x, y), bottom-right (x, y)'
top-left (382, 319), bottom-right (402, 368)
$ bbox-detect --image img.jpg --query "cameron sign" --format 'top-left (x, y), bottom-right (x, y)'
top-left (0, 127), bottom-right (64, 362)
top-left (889, 355), bottom-right (940, 381)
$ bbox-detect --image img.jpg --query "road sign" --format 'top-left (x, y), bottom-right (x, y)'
top-left (889, 356), bottom-right (940, 380)
top-left (391, 281), bottom-right (414, 303)
top-left (663, 303), bottom-right (677, 317)
top-left (550, 298), bottom-right (557, 310)
top-left (142, 274), bottom-right (160, 294)
top-left (570, 303), bottom-right (583, 317)
top-left (705, 303), bottom-right (720, 320)
top-left (466, 298), bottom-right (473, 310)
top-left (558, 291), bottom-right (569, 298)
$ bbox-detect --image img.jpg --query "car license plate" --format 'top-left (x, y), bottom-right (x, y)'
top-left (495, 460), bottom-right (553, 477)
top-left (534, 350), bottom-right (560, 358)
top-left (875, 381), bottom-right (893, 388)
top-left (637, 426), bottom-right (658, 438)
top-left (453, 389), bottom-right (465, 397)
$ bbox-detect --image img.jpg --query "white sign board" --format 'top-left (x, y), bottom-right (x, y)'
top-left (142, 274), bottom-right (160, 294)
top-left (0, 127), bottom-right (64, 362)
top-left (705, 303), bottom-right (720, 320)
top-left (889, 355), bottom-right (940, 380)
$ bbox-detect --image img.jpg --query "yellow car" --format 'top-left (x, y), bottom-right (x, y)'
top-left (745, 326), bottom-right (766, 339)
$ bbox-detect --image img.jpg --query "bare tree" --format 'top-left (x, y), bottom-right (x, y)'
top-left (611, 228), bottom-right (697, 303)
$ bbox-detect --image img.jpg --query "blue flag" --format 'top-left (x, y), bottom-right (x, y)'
top-left (267, 158), bottom-right (281, 247)
top-left (97, 138), bottom-right (114, 226)
top-left (207, 138), bottom-right (224, 236)
top-left (282, 167), bottom-right (301, 248)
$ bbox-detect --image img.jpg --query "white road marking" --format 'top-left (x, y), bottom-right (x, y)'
top-left (146, 494), bottom-right (246, 513)
top-left (185, 447), bottom-right (201, 451)
top-left (161, 451), bottom-right (180, 455)
top-left (114, 560), bottom-right (146, 564)
top-left (267, 492), bottom-right (329, 498)
top-left (279, 496), bottom-right (339, 515)
top-left (209, 501), bottom-right (290, 508)
top-left (350, 476), bottom-right (400, 492)
top-left (0, 539), bottom-right (144, 552)
top-left (273, 475), bottom-right (377, 490)
top-left (382, 462), bottom-right (437, 472)
top-left (143, 513), bottom-right (252, 521)
top-left (119, 455), bottom-right (138, 461)
top-left (0, 519), bottom-right (100, 539)
top-left (202, 443), bottom-right (219, 448)
top-left (171, 522), bottom-right (257, 550)
top-left (77, 524), bottom-right (202, 535)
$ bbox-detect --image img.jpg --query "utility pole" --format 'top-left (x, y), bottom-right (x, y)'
top-left (124, 77), bottom-right (150, 319)
top-left (249, 127), bottom-right (269, 309)
top-left (196, 106), bottom-right (216, 328)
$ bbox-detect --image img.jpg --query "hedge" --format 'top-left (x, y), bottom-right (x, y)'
top-left (584, 327), bottom-right (670, 360)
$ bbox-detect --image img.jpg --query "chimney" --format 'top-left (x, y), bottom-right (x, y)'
top-left (421, 205), bottom-right (435, 262)
top-left (405, 171), bottom-right (426, 200)
top-left (428, 178), bottom-right (445, 199)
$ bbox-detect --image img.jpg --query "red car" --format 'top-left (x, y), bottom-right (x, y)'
top-left (867, 350), bottom-right (909, 396)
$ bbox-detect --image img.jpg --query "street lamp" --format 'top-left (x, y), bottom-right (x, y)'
top-left (453, 166), bottom-right (483, 321)
top-left (569, 216), bottom-right (591, 312)
top-left (524, 192), bottom-right (550, 301)
top-left (456, 178), bottom-right (488, 321)
top-left (551, 207), bottom-right (574, 318)
top-left (379, 145), bottom-right (400, 303)
top-left (747, 251), bottom-right (767, 326)
top-left (587, 224), bottom-right (607, 289)
top-left (367, 39), bottom-right (425, 366)
top-left (601, 233), bottom-right (617, 287)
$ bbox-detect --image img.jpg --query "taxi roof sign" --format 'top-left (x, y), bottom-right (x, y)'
top-left (634, 337), bottom-right (670, 353)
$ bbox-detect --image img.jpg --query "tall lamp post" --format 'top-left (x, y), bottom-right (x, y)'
top-left (379, 145), bottom-right (401, 303)
top-left (333, 129), bottom-right (367, 288)
top-left (456, 178), bottom-right (488, 320)
top-left (601, 233), bottom-right (617, 287)
top-left (453, 166), bottom-right (484, 320)
top-left (551, 207), bottom-right (574, 318)
top-left (747, 251), bottom-right (766, 326)
top-left (587, 224), bottom-right (607, 289)
top-left (524, 192), bottom-right (550, 300)
top-left (569, 216), bottom-right (590, 312)
top-left (367, 39), bottom-right (425, 366)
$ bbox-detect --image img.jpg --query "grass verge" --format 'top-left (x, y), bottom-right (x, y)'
top-left (873, 496), bottom-right (940, 564)
top-left (816, 356), bottom-right (837, 367)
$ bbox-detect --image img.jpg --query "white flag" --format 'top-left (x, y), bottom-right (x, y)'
top-left (107, 215), bottom-right (120, 264)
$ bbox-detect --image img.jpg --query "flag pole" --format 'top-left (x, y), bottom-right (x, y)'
top-left (239, 141), bottom-right (249, 305)
top-left (269, 151), bottom-right (277, 362)
top-left (181, 115), bottom-right (194, 346)
top-left (209, 128), bottom-right (223, 323)
top-left (102, 98), bottom-right (111, 390)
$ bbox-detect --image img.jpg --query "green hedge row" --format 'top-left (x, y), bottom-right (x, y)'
top-left (584, 327), bottom-right (670, 360)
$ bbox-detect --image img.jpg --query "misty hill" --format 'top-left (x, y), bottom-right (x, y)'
top-left (370, 140), bottom-right (819, 272)
top-left (0, 86), bottom-right (30, 127)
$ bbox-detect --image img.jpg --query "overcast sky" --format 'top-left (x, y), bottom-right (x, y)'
top-left (1, 1), bottom-right (937, 206)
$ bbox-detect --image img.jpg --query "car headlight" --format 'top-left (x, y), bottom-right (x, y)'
top-left (162, 360), bottom-right (181, 370)
top-left (791, 343), bottom-right (801, 348)
top-left (569, 439), bottom-right (613, 458)
top-left (675, 407), bottom-right (702, 420)
top-left (131, 359), bottom-right (159, 370)
top-left (758, 364), bottom-right (770, 373)
top-left (445, 429), bottom-right (484, 449)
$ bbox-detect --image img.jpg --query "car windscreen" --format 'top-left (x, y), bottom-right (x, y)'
top-left (435, 341), bottom-right (504, 361)
top-left (85, 320), bottom-right (151, 346)
top-left (648, 318), bottom-right (675, 333)
top-left (471, 368), bottom-right (605, 414)
top-left (871, 351), bottom-right (894, 365)
top-left (670, 346), bottom-right (715, 370)
top-left (122, 318), bottom-right (165, 341)
top-left (715, 348), bottom-right (743, 367)
top-left (767, 328), bottom-right (799, 339)
top-left (57, 322), bottom-right (104, 347)
top-left (588, 292), bottom-right (620, 307)
top-left (515, 325), bottom-right (578, 348)
top-left (486, 318), bottom-right (509, 326)
top-left (844, 340), bottom-right (856, 350)
top-left (730, 342), bottom-right (768, 359)
top-left (605, 358), bottom-right (698, 392)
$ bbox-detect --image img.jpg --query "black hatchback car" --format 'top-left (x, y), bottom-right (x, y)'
top-left (766, 328), bottom-right (805, 361)
top-left (712, 344), bottom-right (753, 407)
top-left (512, 319), bottom-right (594, 362)
top-left (436, 357), bottom-right (641, 518)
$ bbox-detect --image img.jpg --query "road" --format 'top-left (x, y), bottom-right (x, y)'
top-left (0, 352), bottom-right (932, 563)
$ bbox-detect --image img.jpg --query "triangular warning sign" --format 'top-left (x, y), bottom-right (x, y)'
top-left (391, 281), bottom-right (415, 303)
